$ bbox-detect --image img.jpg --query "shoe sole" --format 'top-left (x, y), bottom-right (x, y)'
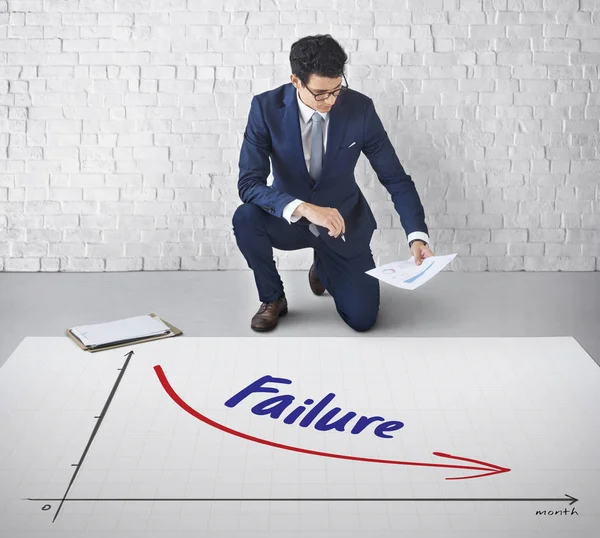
top-left (310, 285), bottom-right (325, 296)
top-left (309, 265), bottom-right (326, 296)
top-left (251, 307), bottom-right (288, 332)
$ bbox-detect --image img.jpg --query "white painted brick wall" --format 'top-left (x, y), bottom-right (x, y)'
top-left (1, 0), bottom-right (599, 273)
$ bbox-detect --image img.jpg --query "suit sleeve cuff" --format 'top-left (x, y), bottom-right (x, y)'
top-left (407, 231), bottom-right (430, 247)
top-left (282, 199), bottom-right (305, 224)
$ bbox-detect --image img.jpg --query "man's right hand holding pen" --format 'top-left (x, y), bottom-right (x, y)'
top-left (292, 202), bottom-right (346, 242)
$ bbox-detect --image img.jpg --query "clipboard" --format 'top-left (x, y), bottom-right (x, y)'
top-left (66, 313), bottom-right (183, 353)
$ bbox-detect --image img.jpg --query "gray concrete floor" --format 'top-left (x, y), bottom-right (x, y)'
top-left (0, 271), bottom-right (599, 368)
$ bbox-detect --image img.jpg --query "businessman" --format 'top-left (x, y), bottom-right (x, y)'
top-left (233, 34), bottom-right (434, 332)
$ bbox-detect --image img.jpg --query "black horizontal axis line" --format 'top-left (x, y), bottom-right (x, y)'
top-left (25, 494), bottom-right (578, 505)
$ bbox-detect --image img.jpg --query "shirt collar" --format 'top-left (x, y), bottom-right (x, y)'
top-left (296, 87), bottom-right (329, 124)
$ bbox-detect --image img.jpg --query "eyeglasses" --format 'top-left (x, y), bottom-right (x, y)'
top-left (302, 73), bottom-right (348, 101)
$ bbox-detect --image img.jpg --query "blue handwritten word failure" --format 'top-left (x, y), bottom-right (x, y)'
top-left (224, 375), bottom-right (405, 439)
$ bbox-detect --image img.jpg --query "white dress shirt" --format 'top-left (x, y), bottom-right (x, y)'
top-left (281, 88), bottom-right (430, 248)
top-left (281, 89), bottom-right (329, 224)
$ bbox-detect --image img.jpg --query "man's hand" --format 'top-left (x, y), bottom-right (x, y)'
top-left (410, 240), bottom-right (434, 265)
top-left (293, 202), bottom-right (345, 238)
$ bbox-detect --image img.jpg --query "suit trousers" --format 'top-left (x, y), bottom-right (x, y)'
top-left (232, 203), bottom-right (380, 332)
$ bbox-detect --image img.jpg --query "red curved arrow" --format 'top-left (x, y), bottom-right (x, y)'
top-left (154, 365), bottom-right (510, 480)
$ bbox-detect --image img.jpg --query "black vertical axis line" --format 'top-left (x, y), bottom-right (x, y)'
top-left (51, 350), bottom-right (135, 523)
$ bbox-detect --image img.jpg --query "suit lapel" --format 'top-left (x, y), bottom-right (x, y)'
top-left (318, 91), bottom-right (348, 186)
top-left (281, 84), bottom-right (312, 183)
top-left (280, 83), bottom-right (349, 187)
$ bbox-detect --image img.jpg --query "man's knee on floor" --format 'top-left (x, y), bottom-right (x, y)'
top-left (341, 307), bottom-right (379, 332)
top-left (348, 315), bottom-right (377, 332)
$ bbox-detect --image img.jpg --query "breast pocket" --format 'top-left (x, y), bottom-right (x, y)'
top-left (338, 141), bottom-right (361, 156)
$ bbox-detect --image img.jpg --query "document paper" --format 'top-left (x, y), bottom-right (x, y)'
top-left (71, 315), bottom-right (171, 348)
top-left (366, 253), bottom-right (457, 290)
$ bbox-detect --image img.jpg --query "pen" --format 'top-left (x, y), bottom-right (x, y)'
top-left (341, 234), bottom-right (346, 242)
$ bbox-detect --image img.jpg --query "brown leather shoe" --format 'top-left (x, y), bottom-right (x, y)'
top-left (309, 263), bottom-right (326, 296)
top-left (250, 294), bottom-right (288, 332)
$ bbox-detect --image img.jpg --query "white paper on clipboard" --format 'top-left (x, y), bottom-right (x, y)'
top-left (70, 315), bottom-right (171, 348)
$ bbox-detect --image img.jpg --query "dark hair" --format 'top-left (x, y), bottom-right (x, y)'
top-left (289, 34), bottom-right (347, 86)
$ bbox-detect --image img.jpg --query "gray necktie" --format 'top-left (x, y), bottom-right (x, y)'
top-left (308, 111), bottom-right (323, 237)
top-left (309, 111), bottom-right (324, 183)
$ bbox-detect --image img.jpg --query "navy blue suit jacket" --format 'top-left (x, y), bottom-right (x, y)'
top-left (237, 82), bottom-right (428, 258)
